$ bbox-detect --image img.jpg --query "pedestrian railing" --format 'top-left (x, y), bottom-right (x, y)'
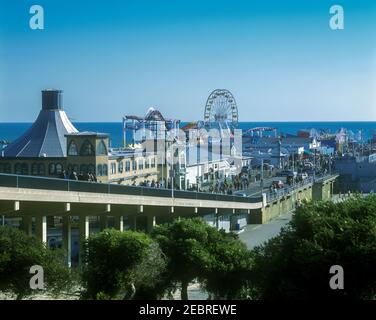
top-left (264, 173), bottom-right (338, 204)
top-left (0, 173), bottom-right (262, 204)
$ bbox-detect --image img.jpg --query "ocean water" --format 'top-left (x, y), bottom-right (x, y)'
top-left (1, 121), bottom-right (375, 148)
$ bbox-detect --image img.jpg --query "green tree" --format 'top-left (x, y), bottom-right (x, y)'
top-left (81, 229), bottom-right (166, 299)
top-left (131, 241), bottom-right (169, 300)
top-left (203, 229), bottom-right (254, 299)
top-left (0, 226), bottom-right (73, 299)
top-left (152, 218), bottom-right (212, 300)
top-left (251, 196), bottom-right (376, 300)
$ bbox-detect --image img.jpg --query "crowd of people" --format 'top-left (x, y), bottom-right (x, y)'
top-left (58, 170), bottom-right (97, 182)
top-left (134, 179), bottom-right (168, 189)
top-left (207, 174), bottom-right (250, 195)
top-left (134, 174), bottom-right (252, 195)
top-left (57, 170), bottom-right (252, 195)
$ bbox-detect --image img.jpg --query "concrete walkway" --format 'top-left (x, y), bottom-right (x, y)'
top-left (239, 193), bottom-right (344, 250)
top-left (239, 211), bottom-right (293, 249)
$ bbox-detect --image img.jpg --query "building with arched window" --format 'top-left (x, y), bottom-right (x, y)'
top-left (65, 131), bottom-right (160, 184)
top-left (65, 131), bottom-right (110, 182)
top-left (0, 90), bottom-right (167, 186)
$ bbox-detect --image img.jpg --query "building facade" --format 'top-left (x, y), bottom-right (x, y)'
top-left (0, 90), bottom-right (160, 185)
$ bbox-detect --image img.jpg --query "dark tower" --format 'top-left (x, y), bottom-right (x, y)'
top-left (2, 90), bottom-right (78, 158)
top-left (42, 89), bottom-right (63, 110)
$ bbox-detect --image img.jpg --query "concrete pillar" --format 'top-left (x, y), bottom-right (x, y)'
top-left (146, 215), bottom-right (156, 233)
top-left (215, 208), bottom-right (219, 229)
top-left (62, 216), bottom-right (71, 267)
top-left (14, 201), bottom-right (20, 212)
top-left (79, 215), bottom-right (90, 265)
top-left (100, 215), bottom-right (108, 231)
top-left (35, 216), bottom-right (47, 244)
top-left (331, 182), bottom-right (334, 197)
top-left (21, 216), bottom-right (32, 236)
top-left (79, 216), bottom-right (90, 240)
top-left (114, 215), bottom-right (124, 232)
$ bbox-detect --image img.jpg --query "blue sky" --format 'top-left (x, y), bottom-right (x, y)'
top-left (0, 0), bottom-right (375, 122)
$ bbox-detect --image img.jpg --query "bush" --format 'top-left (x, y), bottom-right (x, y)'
top-left (0, 226), bottom-right (73, 299)
top-left (250, 196), bottom-right (376, 300)
top-left (81, 229), bottom-right (166, 299)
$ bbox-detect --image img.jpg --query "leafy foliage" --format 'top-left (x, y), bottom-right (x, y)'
top-left (152, 218), bottom-right (253, 300)
top-left (152, 218), bottom-right (212, 299)
top-left (81, 229), bottom-right (166, 299)
top-left (132, 241), bottom-right (169, 300)
top-left (203, 229), bottom-right (254, 299)
top-left (0, 226), bottom-right (73, 299)
top-left (251, 196), bottom-right (376, 300)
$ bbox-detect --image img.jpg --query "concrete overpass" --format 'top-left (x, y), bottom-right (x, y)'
top-left (250, 174), bottom-right (339, 224)
top-left (0, 173), bottom-right (338, 266)
top-left (0, 173), bottom-right (263, 265)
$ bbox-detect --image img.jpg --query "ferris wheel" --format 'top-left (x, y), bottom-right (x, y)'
top-left (204, 89), bottom-right (238, 126)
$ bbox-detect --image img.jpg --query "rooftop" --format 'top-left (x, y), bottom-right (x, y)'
top-left (3, 90), bottom-right (78, 158)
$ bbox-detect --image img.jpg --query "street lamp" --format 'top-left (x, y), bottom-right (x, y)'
top-left (313, 148), bottom-right (317, 181)
top-left (260, 158), bottom-right (264, 196)
top-left (329, 154), bottom-right (332, 175)
top-left (171, 170), bottom-right (174, 198)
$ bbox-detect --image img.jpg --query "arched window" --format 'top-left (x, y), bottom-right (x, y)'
top-left (111, 163), bottom-right (116, 175)
top-left (55, 163), bottom-right (63, 174)
top-left (118, 161), bottom-right (123, 173)
top-left (32, 163), bottom-right (39, 175)
top-left (138, 160), bottom-right (144, 170)
top-left (80, 140), bottom-right (94, 156)
top-left (97, 140), bottom-right (107, 155)
top-left (132, 161), bottom-right (137, 171)
top-left (49, 163), bottom-right (56, 175)
top-left (15, 163), bottom-right (22, 174)
top-left (125, 161), bottom-right (130, 172)
top-left (38, 164), bottom-right (46, 175)
top-left (97, 164), bottom-right (103, 176)
top-left (103, 164), bottom-right (108, 176)
top-left (21, 163), bottom-right (28, 175)
top-left (80, 164), bottom-right (88, 174)
top-left (68, 141), bottom-right (78, 156)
